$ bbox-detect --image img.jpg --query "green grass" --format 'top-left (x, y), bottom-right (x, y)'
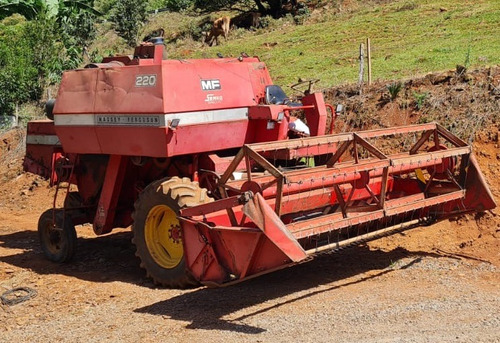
top-left (164, 0), bottom-right (499, 89)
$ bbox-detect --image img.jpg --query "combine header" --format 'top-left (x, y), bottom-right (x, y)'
top-left (24, 38), bottom-right (495, 287)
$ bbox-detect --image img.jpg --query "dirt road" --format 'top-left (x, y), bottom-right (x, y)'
top-left (1, 170), bottom-right (499, 342)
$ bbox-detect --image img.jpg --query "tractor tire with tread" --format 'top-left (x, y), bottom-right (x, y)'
top-left (132, 177), bottom-right (212, 288)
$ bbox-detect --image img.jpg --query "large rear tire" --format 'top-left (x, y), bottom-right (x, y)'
top-left (132, 177), bottom-right (212, 288)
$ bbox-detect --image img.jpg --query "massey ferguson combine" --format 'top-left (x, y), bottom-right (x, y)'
top-left (24, 39), bottom-right (495, 288)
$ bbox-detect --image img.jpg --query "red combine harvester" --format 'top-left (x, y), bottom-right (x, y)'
top-left (24, 39), bottom-right (495, 288)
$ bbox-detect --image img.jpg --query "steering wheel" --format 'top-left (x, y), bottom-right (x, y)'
top-left (291, 78), bottom-right (320, 95)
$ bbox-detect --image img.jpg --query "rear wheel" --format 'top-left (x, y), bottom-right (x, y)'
top-left (132, 177), bottom-right (212, 288)
top-left (38, 209), bottom-right (77, 262)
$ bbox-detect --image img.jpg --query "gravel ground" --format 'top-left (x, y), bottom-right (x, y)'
top-left (1, 70), bottom-right (499, 342)
top-left (1, 230), bottom-right (499, 343)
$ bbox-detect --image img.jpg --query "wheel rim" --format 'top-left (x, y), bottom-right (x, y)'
top-left (144, 205), bottom-right (183, 269)
top-left (41, 222), bottom-right (63, 254)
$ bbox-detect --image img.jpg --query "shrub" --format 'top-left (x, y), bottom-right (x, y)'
top-left (0, 14), bottom-right (65, 125)
top-left (387, 82), bottom-right (402, 101)
top-left (110, 0), bottom-right (148, 46)
top-left (0, 18), bottom-right (41, 119)
top-left (413, 91), bottom-right (428, 110)
top-left (164, 0), bottom-right (195, 11)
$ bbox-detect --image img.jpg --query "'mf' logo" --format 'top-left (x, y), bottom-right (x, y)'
top-left (201, 79), bottom-right (221, 91)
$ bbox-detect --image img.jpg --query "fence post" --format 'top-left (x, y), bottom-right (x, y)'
top-left (358, 43), bottom-right (365, 85)
top-left (15, 103), bottom-right (19, 127)
top-left (367, 38), bottom-right (372, 85)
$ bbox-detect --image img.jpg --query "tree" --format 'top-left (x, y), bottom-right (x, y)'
top-left (110, 0), bottom-right (147, 47)
top-left (0, 1), bottom-right (100, 66)
top-left (0, 2), bottom-right (96, 125)
top-left (191, 0), bottom-right (297, 18)
top-left (255, 0), bottom-right (295, 18)
top-left (0, 15), bottom-right (54, 120)
top-left (0, 0), bottom-right (100, 20)
top-left (58, 2), bottom-right (98, 67)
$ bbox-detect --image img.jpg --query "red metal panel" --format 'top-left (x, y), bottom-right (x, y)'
top-left (247, 60), bottom-right (273, 104)
top-left (384, 190), bottom-right (465, 216)
top-left (248, 105), bottom-right (286, 120)
top-left (302, 93), bottom-right (328, 136)
top-left (209, 229), bottom-right (263, 280)
top-left (199, 153), bottom-right (248, 174)
top-left (251, 116), bottom-right (291, 144)
top-left (24, 121), bottom-right (59, 178)
top-left (248, 132), bottom-right (353, 152)
top-left (54, 69), bottom-right (97, 114)
top-left (461, 155), bottom-right (496, 211)
top-left (26, 120), bottom-right (56, 135)
top-left (52, 56), bottom-right (280, 158)
top-left (181, 220), bottom-right (228, 284)
top-left (95, 65), bottom-right (164, 114)
top-left (243, 193), bottom-right (307, 262)
top-left (93, 155), bottom-right (128, 235)
top-left (167, 120), bottom-right (251, 156)
top-left (55, 126), bottom-right (102, 154)
top-left (161, 59), bottom-right (264, 113)
top-left (94, 127), bottom-right (168, 157)
top-left (24, 145), bottom-right (56, 179)
top-left (181, 218), bottom-right (295, 286)
top-left (356, 123), bottom-right (437, 139)
top-left (58, 119), bottom-right (254, 157)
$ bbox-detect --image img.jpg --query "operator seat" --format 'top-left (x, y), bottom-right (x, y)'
top-left (265, 85), bottom-right (302, 107)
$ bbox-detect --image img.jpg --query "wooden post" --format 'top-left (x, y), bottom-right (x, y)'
top-left (367, 38), bottom-right (372, 85)
top-left (358, 43), bottom-right (364, 85)
top-left (14, 103), bottom-right (19, 127)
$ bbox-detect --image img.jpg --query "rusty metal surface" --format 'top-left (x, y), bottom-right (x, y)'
top-left (26, 40), bottom-right (496, 288)
top-left (462, 154), bottom-right (496, 211)
top-left (178, 122), bottom-right (496, 286)
top-left (243, 193), bottom-right (307, 262)
top-left (356, 123), bottom-right (437, 139)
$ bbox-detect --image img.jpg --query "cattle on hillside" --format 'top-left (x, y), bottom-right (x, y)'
top-left (204, 16), bottom-right (230, 46)
top-left (230, 11), bottom-right (262, 30)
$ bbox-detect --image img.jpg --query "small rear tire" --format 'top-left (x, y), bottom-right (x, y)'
top-left (38, 209), bottom-right (77, 263)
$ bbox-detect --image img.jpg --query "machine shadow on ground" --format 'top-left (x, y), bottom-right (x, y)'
top-left (1, 226), bottom-right (460, 334)
top-left (0, 229), bottom-right (146, 285)
top-left (1, 227), bottom-right (445, 289)
top-left (134, 245), bottom-right (450, 334)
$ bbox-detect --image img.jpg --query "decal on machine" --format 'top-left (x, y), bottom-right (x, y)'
top-left (54, 109), bottom-right (249, 127)
top-left (205, 94), bottom-right (223, 104)
top-left (201, 79), bottom-right (221, 91)
top-left (135, 74), bottom-right (157, 87)
top-left (96, 115), bottom-right (162, 126)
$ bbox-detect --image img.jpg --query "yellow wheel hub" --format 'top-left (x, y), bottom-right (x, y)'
top-left (145, 205), bottom-right (183, 269)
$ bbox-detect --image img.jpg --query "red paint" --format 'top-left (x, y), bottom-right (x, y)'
top-left (24, 40), bottom-right (495, 288)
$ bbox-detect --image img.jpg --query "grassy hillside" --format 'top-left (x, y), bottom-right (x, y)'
top-left (115, 0), bottom-right (499, 89)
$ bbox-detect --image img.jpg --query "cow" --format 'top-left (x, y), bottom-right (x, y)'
top-left (230, 11), bottom-right (262, 30)
top-left (204, 16), bottom-right (230, 46)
